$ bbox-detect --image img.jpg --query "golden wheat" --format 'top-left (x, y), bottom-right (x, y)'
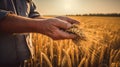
top-left (24, 16), bottom-right (120, 67)
top-left (66, 24), bottom-right (86, 45)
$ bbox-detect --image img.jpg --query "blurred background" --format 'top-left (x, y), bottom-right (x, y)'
top-left (33, 0), bottom-right (120, 15)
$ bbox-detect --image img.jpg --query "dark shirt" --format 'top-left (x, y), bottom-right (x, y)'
top-left (0, 0), bottom-right (40, 64)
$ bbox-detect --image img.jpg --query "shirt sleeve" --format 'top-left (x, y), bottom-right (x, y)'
top-left (29, 1), bottom-right (40, 18)
top-left (0, 9), bottom-right (11, 20)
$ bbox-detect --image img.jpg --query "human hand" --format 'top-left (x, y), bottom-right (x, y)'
top-left (35, 18), bottom-right (78, 40)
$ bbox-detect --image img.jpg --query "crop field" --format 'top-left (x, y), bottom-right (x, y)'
top-left (25, 16), bottom-right (120, 67)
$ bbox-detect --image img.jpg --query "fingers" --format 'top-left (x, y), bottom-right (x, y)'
top-left (52, 19), bottom-right (72, 30)
top-left (56, 16), bottom-right (80, 24)
top-left (57, 29), bottom-right (77, 39)
top-left (48, 29), bottom-right (77, 40)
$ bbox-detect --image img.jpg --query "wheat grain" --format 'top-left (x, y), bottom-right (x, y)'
top-left (66, 24), bottom-right (86, 45)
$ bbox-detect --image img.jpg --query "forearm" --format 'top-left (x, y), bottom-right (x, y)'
top-left (0, 14), bottom-right (42, 33)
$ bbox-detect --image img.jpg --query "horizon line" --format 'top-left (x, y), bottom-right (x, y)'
top-left (41, 13), bottom-right (120, 16)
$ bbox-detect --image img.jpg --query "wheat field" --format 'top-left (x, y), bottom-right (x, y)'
top-left (25, 16), bottom-right (120, 67)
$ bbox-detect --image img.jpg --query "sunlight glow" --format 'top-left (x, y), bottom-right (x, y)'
top-left (64, 3), bottom-right (72, 11)
top-left (62, 0), bottom-right (76, 14)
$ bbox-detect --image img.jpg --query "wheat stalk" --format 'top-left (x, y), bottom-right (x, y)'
top-left (50, 39), bottom-right (54, 62)
top-left (70, 45), bottom-right (75, 67)
top-left (41, 52), bottom-right (52, 67)
top-left (61, 47), bottom-right (72, 67)
top-left (113, 50), bottom-right (120, 62)
top-left (78, 57), bottom-right (86, 67)
top-left (63, 49), bottom-right (72, 67)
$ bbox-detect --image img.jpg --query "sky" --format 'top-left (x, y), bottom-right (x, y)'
top-left (33, 0), bottom-right (120, 15)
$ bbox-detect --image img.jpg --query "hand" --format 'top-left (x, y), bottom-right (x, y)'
top-left (35, 18), bottom-right (77, 40)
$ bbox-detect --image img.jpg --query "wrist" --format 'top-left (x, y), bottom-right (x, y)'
top-left (29, 19), bottom-right (45, 33)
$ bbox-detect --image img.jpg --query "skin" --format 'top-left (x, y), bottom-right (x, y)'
top-left (0, 14), bottom-right (79, 40)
